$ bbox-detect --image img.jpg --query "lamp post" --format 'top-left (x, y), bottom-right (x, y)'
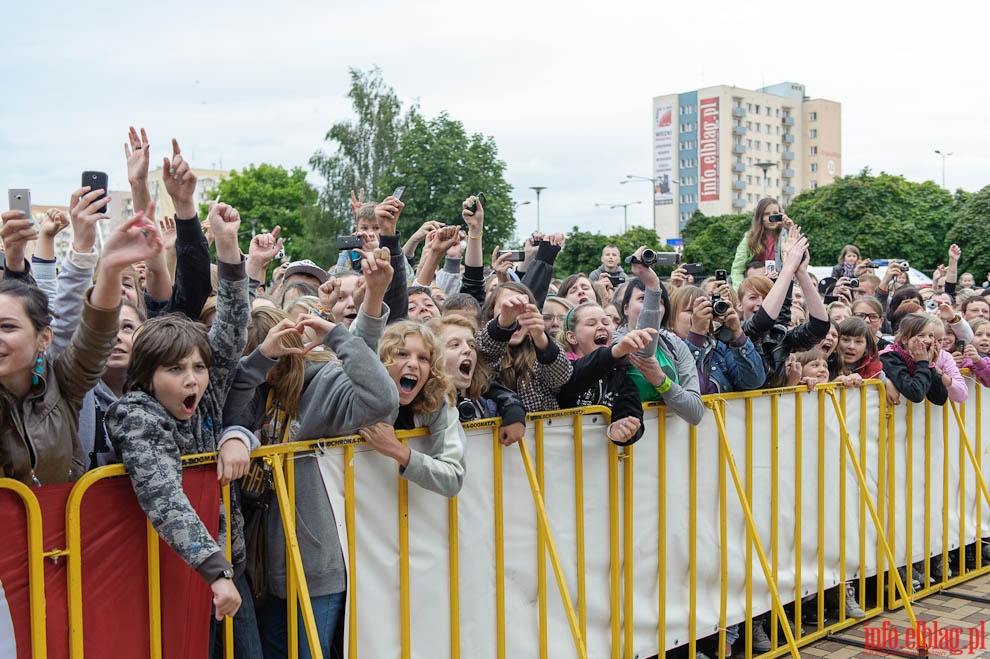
top-left (622, 174), bottom-right (679, 230)
top-left (595, 201), bottom-right (643, 233)
top-left (513, 200), bottom-right (531, 210)
top-left (529, 187), bottom-right (547, 232)
top-left (934, 149), bottom-right (953, 189)
top-left (754, 162), bottom-right (777, 198)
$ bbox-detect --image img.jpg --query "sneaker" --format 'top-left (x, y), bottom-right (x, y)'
top-left (695, 653), bottom-right (713, 659)
top-left (896, 566), bottom-right (921, 593)
top-left (982, 542), bottom-right (990, 564)
top-left (751, 621), bottom-right (771, 653)
top-left (843, 585), bottom-right (866, 618)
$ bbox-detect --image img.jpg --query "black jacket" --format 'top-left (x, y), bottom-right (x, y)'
top-left (557, 346), bottom-right (645, 445)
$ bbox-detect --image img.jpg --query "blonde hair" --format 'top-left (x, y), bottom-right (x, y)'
top-left (245, 306), bottom-right (305, 422)
top-left (380, 321), bottom-right (454, 415)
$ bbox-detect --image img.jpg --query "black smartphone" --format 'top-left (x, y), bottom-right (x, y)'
top-left (466, 192), bottom-right (487, 216)
top-left (682, 262), bottom-right (704, 276)
top-left (392, 186), bottom-right (406, 201)
top-left (715, 269), bottom-right (728, 282)
top-left (7, 189), bottom-right (31, 218)
top-left (337, 235), bottom-right (363, 250)
top-left (82, 171), bottom-right (109, 214)
top-left (496, 249), bottom-right (526, 262)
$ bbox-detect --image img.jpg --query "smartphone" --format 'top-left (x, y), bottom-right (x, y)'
top-left (337, 235), bottom-right (363, 250)
top-left (765, 260), bottom-right (778, 276)
top-left (7, 189), bottom-right (31, 218)
top-left (768, 213), bottom-right (783, 223)
top-left (82, 171), bottom-right (109, 214)
top-left (715, 269), bottom-right (728, 282)
top-left (496, 249), bottom-right (526, 262)
top-left (682, 262), bottom-right (704, 276)
top-left (392, 186), bottom-right (406, 201)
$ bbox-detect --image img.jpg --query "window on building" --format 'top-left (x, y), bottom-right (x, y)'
top-left (755, 123), bottom-right (760, 133)
top-left (754, 142), bottom-right (761, 151)
top-left (810, 163), bottom-right (818, 173)
top-left (775, 109), bottom-right (780, 118)
top-left (766, 142), bottom-right (771, 151)
top-left (776, 126), bottom-right (781, 136)
top-left (809, 146), bottom-right (818, 156)
top-left (776, 144), bottom-right (780, 153)
top-left (809, 111), bottom-right (818, 121)
top-left (747, 103), bottom-right (752, 112)
top-left (809, 128), bottom-right (818, 138)
top-left (746, 175), bottom-right (752, 184)
top-left (810, 180), bottom-right (818, 190)
top-left (746, 121), bottom-right (752, 129)
top-left (766, 107), bottom-right (771, 116)
top-left (755, 104), bottom-right (760, 114)
top-left (747, 193), bottom-right (754, 202)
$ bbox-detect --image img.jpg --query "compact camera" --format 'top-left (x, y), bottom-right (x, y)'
top-left (711, 292), bottom-right (730, 316)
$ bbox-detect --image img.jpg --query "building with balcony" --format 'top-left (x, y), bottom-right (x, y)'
top-left (651, 82), bottom-right (841, 238)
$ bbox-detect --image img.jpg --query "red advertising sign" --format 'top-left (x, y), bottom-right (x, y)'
top-left (699, 97), bottom-right (719, 202)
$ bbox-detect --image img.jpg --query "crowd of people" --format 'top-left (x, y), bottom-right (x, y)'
top-left (2, 128), bottom-right (989, 658)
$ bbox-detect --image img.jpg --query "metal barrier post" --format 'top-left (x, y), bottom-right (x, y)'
top-left (516, 438), bottom-right (588, 659)
top-left (0, 480), bottom-right (48, 659)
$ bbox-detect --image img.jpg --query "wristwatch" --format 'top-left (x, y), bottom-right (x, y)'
top-left (218, 567), bottom-right (234, 581)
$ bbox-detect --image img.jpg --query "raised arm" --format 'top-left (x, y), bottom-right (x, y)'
top-left (206, 202), bottom-right (250, 400)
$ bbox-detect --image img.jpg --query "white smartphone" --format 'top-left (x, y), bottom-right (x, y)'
top-left (7, 189), bottom-right (31, 218)
top-left (764, 259), bottom-right (777, 276)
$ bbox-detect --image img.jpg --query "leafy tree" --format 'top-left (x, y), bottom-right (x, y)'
top-left (199, 163), bottom-right (320, 265)
top-left (680, 211), bottom-right (749, 270)
top-left (378, 113), bottom-right (515, 259)
top-left (308, 66), bottom-right (418, 249)
top-left (786, 170), bottom-right (954, 271)
top-left (945, 185), bottom-right (990, 277)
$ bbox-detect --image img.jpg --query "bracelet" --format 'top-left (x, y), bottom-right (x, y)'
top-left (468, 233), bottom-right (483, 240)
top-left (655, 377), bottom-right (672, 395)
top-left (315, 305), bottom-right (334, 321)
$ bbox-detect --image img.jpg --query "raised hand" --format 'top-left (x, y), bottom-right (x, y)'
top-left (318, 276), bottom-right (341, 311)
top-left (492, 247), bottom-right (513, 283)
top-left (162, 139), bottom-right (198, 217)
top-left (375, 196), bottom-right (404, 235)
top-left (293, 312), bottom-right (337, 353)
top-left (517, 304), bottom-right (548, 345)
top-left (948, 243), bottom-right (961, 263)
top-left (99, 205), bottom-right (163, 271)
top-left (612, 328), bottom-right (658, 358)
top-left (462, 195), bottom-right (484, 235)
top-left (40, 208), bottom-right (69, 239)
top-left (258, 317), bottom-right (309, 359)
top-left (159, 216), bottom-right (178, 252)
top-left (906, 335), bottom-right (932, 363)
top-left (496, 293), bottom-right (530, 328)
top-left (669, 265), bottom-right (688, 288)
top-left (691, 296), bottom-right (714, 334)
top-left (362, 247), bottom-right (393, 298)
top-left (0, 210), bottom-right (38, 271)
top-left (629, 246), bottom-right (661, 290)
top-left (629, 353), bottom-right (666, 387)
top-left (124, 126), bottom-right (151, 184)
top-left (248, 226), bottom-right (283, 267)
top-left (208, 202), bottom-right (242, 263)
top-left (69, 185), bottom-right (111, 253)
top-left (354, 229), bottom-right (380, 252)
top-left (349, 188), bottom-right (365, 219)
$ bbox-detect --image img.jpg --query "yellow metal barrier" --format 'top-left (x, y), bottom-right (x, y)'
top-left (8, 378), bottom-right (990, 658)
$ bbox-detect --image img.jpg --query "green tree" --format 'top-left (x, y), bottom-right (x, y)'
top-left (308, 66), bottom-right (418, 248)
top-left (945, 185), bottom-right (990, 277)
top-left (553, 226), bottom-right (675, 277)
top-left (680, 211), bottom-right (749, 269)
top-left (786, 170), bottom-right (954, 270)
top-left (199, 163), bottom-right (320, 265)
top-left (378, 112), bottom-right (515, 259)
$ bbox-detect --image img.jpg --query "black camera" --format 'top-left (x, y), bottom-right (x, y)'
top-left (768, 213), bottom-right (783, 223)
top-left (625, 249), bottom-right (680, 267)
top-left (711, 292), bottom-right (730, 316)
top-left (849, 278), bottom-right (860, 289)
top-left (457, 397), bottom-right (479, 422)
top-left (466, 192), bottom-right (487, 216)
top-left (859, 261), bottom-right (877, 269)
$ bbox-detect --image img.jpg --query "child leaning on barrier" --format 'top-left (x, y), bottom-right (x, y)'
top-left (955, 318), bottom-right (990, 387)
top-left (106, 203), bottom-right (253, 623)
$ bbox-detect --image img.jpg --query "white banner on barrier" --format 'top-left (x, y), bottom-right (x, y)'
top-left (313, 381), bottom-right (988, 657)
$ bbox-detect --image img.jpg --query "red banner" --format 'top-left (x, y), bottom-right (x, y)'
top-left (699, 97), bottom-right (720, 202)
top-left (0, 467), bottom-right (220, 658)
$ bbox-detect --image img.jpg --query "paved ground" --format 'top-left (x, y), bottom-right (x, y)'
top-left (799, 573), bottom-right (990, 658)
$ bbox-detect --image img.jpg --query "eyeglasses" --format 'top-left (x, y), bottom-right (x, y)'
top-left (542, 314), bottom-right (566, 322)
top-left (854, 312), bottom-right (881, 321)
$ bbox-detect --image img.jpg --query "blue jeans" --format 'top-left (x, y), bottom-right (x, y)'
top-left (209, 573), bottom-right (263, 658)
top-left (257, 591), bottom-right (345, 659)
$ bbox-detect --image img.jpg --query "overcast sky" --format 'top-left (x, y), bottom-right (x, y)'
top-left (2, 0), bottom-right (986, 243)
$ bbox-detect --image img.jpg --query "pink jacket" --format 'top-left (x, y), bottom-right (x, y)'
top-left (959, 354), bottom-right (990, 388)
top-left (934, 349), bottom-right (968, 403)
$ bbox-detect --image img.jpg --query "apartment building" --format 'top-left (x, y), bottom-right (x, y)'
top-left (652, 81), bottom-right (841, 238)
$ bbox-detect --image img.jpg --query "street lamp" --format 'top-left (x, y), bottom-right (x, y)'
top-left (530, 187), bottom-right (547, 232)
top-left (754, 162), bottom-right (777, 198)
top-left (513, 200), bottom-right (531, 210)
top-left (595, 201), bottom-right (642, 233)
top-left (934, 149), bottom-right (953, 189)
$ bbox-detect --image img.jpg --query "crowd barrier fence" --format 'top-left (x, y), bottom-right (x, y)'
top-left (3, 377), bottom-right (990, 658)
